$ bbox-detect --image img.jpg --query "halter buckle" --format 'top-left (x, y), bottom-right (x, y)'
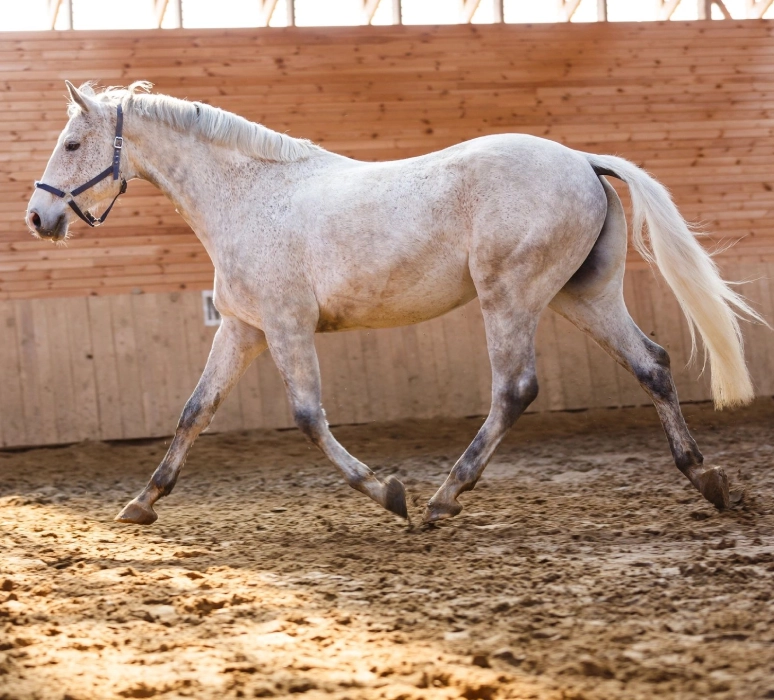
top-left (113, 136), bottom-right (124, 149)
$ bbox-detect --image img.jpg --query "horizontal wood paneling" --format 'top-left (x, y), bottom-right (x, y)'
top-left (2, 22), bottom-right (774, 298)
top-left (1, 268), bottom-right (771, 448)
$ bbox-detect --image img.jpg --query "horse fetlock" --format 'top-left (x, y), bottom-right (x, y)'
top-left (151, 470), bottom-right (179, 498)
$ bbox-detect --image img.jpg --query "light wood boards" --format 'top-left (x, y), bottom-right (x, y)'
top-left (2, 22), bottom-right (774, 298)
top-left (1, 266), bottom-right (771, 448)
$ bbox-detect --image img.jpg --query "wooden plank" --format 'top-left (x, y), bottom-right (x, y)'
top-left (359, 329), bottom-right (387, 420)
top-left (256, 348), bottom-right (293, 430)
top-left (533, 312), bottom-right (566, 412)
top-left (427, 317), bottom-right (454, 419)
top-left (13, 300), bottom-right (43, 444)
top-left (86, 295), bottom-right (123, 440)
top-left (130, 293), bottom-right (170, 437)
top-left (0, 299), bottom-right (26, 447)
top-left (763, 261), bottom-right (774, 394)
top-left (48, 298), bottom-right (81, 442)
top-left (726, 261), bottom-right (773, 396)
top-left (373, 326), bottom-right (403, 421)
top-left (28, 298), bottom-right (59, 444)
top-left (158, 292), bottom-right (194, 427)
top-left (412, 320), bottom-right (443, 418)
top-left (64, 297), bottom-right (101, 441)
top-left (236, 356), bottom-right (266, 430)
top-left (321, 333), bottom-right (355, 422)
top-left (342, 329), bottom-right (374, 423)
top-left (385, 322), bottom-right (412, 421)
top-left (462, 299), bottom-right (491, 417)
top-left (441, 306), bottom-right (480, 417)
top-left (552, 312), bottom-right (594, 411)
top-left (109, 294), bottom-right (147, 438)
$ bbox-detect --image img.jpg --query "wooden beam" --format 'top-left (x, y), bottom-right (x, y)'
top-left (154, 0), bottom-right (182, 28)
top-left (657, 0), bottom-right (683, 20)
top-left (258, 0), bottom-right (279, 26)
top-left (598, 0), bottom-right (608, 20)
top-left (392, 0), bottom-right (402, 23)
top-left (363, 0), bottom-right (381, 24)
top-left (48, 0), bottom-right (72, 29)
top-left (153, 0), bottom-right (168, 27)
top-left (461, 0), bottom-right (483, 23)
top-left (557, 0), bottom-right (583, 22)
top-left (747, 0), bottom-right (774, 17)
top-left (713, 0), bottom-right (732, 18)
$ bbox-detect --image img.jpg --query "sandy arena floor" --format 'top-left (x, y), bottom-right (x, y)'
top-left (1, 400), bottom-right (773, 700)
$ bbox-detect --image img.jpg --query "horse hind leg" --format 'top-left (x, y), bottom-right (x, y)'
top-left (550, 178), bottom-right (733, 509)
top-left (423, 178), bottom-right (605, 524)
top-left (553, 292), bottom-right (732, 509)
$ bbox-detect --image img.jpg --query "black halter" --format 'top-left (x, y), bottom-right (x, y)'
top-left (35, 104), bottom-right (128, 228)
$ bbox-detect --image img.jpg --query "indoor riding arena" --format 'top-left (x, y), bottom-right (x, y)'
top-left (2, 1), bottom-right (774, 699)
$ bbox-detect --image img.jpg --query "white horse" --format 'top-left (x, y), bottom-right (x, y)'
top-left (27, 81), bottom-right (761, 526)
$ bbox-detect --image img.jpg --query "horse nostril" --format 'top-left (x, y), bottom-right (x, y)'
top-left (31, 212), bottom-right (41, 229)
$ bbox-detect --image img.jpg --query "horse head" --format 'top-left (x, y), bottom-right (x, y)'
top-left (26, 81), bottom-right (127, 242)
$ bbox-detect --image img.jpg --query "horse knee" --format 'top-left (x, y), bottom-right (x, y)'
top-left (178, 391), bottom-right (220, 432)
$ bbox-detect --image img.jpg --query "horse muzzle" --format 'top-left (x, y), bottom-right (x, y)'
top-left (26, 208), bottom-right (69, 242)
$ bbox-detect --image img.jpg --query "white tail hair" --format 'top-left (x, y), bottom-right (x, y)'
top-left (585, 153), bottom-right (765, 409)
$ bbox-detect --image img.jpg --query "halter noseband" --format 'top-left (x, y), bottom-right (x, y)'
top-left (35, 104), bottom-right (128, 228)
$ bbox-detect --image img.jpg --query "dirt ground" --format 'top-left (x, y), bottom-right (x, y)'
top-left (1, 399), bottom-right (773, 700)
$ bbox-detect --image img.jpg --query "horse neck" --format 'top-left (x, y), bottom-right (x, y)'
top-left (124, 115), bottom-right (272, 243)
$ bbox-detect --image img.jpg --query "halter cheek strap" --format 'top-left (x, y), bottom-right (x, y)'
top-left (34, 104), bottom-right (128, 228)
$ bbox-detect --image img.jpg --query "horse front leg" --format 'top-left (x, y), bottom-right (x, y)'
top-left (424, 308), bottom-right (540, 524)
top-left (265, 320), bottom-right (409, 520)
top-left (116, 317), bottom-right (267, 525)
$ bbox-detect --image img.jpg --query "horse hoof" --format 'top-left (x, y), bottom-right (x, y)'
top-left (115, 499), bottom-right (158, 525)
top-left (697, 466), bottom-right (730, 511)
top-left (422, 498), bottom-right (462, 524)
top-left (384, 475), bottom-right (409, 520)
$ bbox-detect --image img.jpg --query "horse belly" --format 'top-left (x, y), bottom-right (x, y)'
top-left (316, 259), bottom-right (476, 332)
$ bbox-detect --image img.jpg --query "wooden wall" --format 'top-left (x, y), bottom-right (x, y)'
top-left (2, 267), bottom-right (773, 448)
top-left (1, 22), bottom-right (773, 446)
top-left (3, 21), bottom-right (774, 296)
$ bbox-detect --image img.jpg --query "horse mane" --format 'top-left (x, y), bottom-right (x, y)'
top-left (72, 81), bottom-right (321, 163)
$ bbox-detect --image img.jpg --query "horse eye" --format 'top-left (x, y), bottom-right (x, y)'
top-left (65, 142), bottom-right (80, 152)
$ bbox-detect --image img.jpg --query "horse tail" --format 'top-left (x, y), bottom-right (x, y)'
top-left (584, 152), bottom-right (765, 409)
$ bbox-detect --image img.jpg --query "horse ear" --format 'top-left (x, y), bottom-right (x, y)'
top-left (65, 80), bottom-right (94, 114)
